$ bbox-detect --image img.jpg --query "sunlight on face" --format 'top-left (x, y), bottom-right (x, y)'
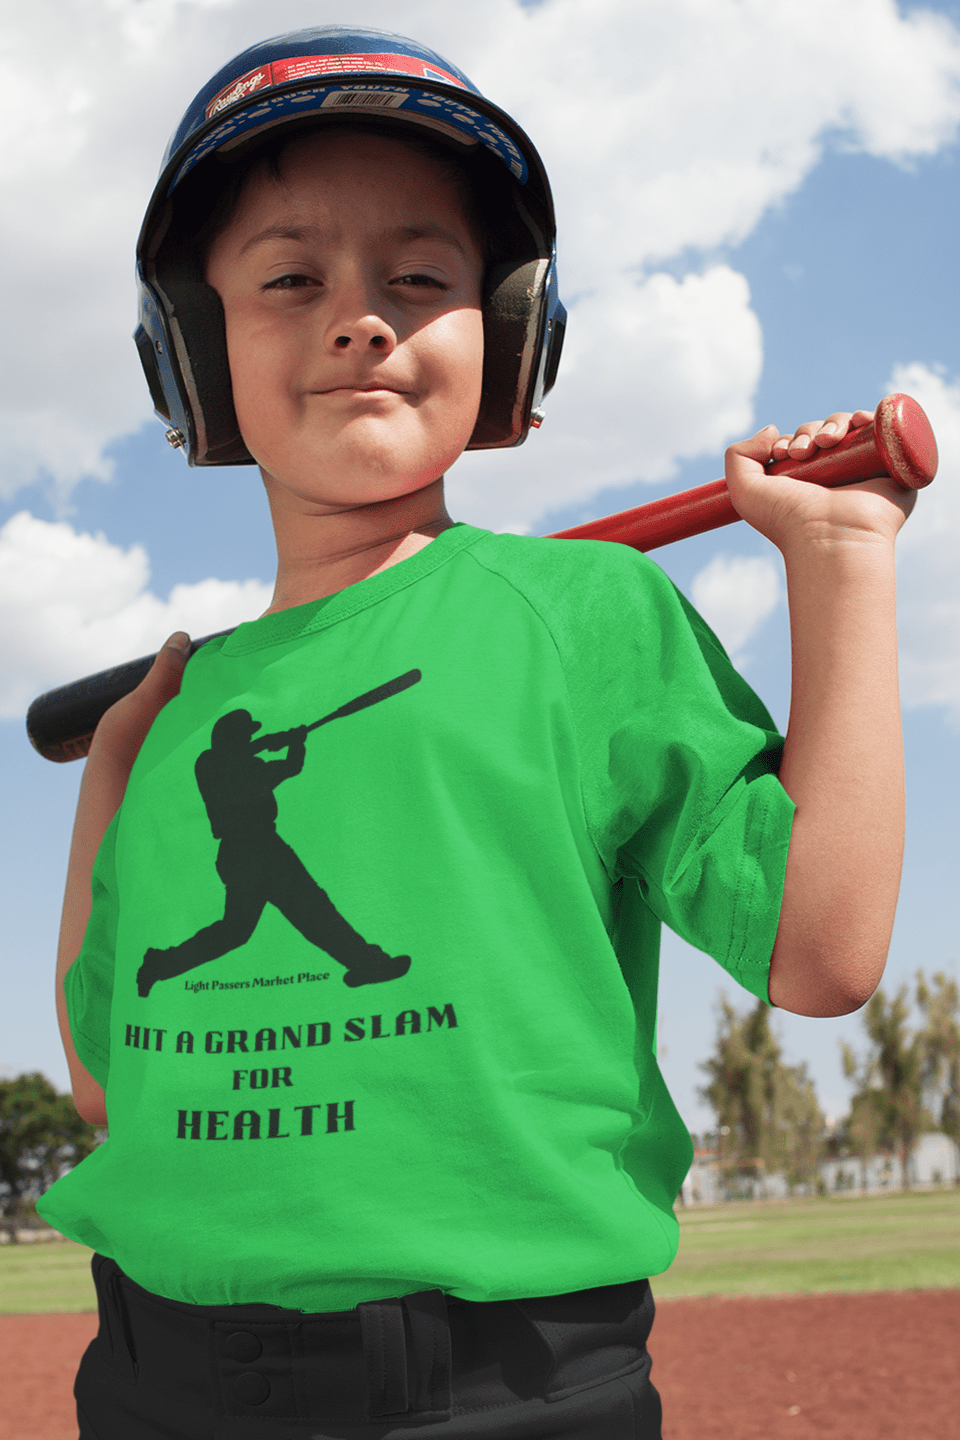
top-left (205, 130), bottom-right (486, 517)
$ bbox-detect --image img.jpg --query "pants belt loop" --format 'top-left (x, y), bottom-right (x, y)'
top-left (403, 1288), bottom-right (453, 1420)
top-left (356, 1295), bottom-right (409, 1419)
top-left (512, 1298), bottom-right (565, 1399)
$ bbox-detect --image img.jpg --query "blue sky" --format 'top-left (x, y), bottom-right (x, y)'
top-left (2, 0), bottom-right (959, 1135)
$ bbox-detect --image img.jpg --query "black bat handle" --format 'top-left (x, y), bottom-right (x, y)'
top-left (26, 630), bottom-right (236, 763)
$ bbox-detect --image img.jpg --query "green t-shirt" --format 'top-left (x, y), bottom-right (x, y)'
top-left (39, 524), bottom-right (794, 1310)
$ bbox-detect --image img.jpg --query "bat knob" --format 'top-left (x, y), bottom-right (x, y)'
top-left (766, 391), bottom-right (938, 491)
top-left (874, 393), bottom-right (938, 491)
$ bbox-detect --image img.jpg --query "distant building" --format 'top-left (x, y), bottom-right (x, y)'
top-left (820, 1132), bottom-right (959, 1193)
top-left (678, 1132), bottom-right (958, 1204)
top-left (680, 1150), bottom-right (793, 1205)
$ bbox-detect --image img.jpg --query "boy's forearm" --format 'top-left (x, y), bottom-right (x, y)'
top-left (55, 635), bottom-right (190, 1125)
top-left (56, 727), bottom-right (133, 1126)
top-left (768, 534), bottom-right (904, 1016)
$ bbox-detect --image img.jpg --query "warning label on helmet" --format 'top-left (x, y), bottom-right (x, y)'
top-left (206, 53), bottom-right (467, 119)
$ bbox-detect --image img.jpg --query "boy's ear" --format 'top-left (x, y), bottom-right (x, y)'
top-left (163, 281), bottom-right (253, 466)
top-left (468, 259), bottom-right (551, 450)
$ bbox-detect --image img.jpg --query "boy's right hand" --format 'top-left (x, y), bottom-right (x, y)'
top-left (56, 632), bottom-right (191, 1124)
top-left (90, 631), bottom-right (192, 775)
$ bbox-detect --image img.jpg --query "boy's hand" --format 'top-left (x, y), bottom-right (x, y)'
top-left (724, 412), bottom-right (916, 555)
top-left (89, 631), bottom-right (192, 775)
top-left (56, 632), bottom-right (191, 1124)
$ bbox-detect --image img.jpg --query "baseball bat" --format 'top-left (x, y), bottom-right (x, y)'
top-left (25, 393), bottom-right (936, 763)
top-left (253, 669), bottom-right (423, 751)
top-left (302, 667), bottom-right (422, 733)
top-left (549, 392), bottom-right (936, 548)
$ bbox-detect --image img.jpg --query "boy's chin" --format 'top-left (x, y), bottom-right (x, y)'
top-left (243, 406), bottom-right (477, 497)
top-left (253, 435), bottom-right (470, 511)
top-left (257, 461), bottom-right (452, 515)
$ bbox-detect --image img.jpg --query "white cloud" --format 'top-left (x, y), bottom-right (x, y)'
top-left (3, 0), bottom-right (960, 508)
top-left (494, 0), bottom-right (960, 286)
top-left (0, 512), bottom-right (271, 718)
top-left (690, 553), bottom-right (782, 664)
top-left (885, 362), bottom-right (960, 727)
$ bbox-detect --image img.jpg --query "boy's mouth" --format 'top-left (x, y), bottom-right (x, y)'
top-left (313, 384), bottom-right (407, 397)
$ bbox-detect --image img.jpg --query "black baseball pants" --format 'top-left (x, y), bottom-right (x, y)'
top-left (76, 1253), bottom-right (663, 1438)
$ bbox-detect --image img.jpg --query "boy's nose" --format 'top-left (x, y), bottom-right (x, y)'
top-left (325, 313), bottom-right (396, 357)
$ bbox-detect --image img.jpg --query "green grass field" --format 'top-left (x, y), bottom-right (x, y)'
top-left (0, 1240), bottom-right (96, 1313)
top-left (655, 1186), bottom-right (960, 1298)
top-left (1, 1188), bottom-right (958, 1311)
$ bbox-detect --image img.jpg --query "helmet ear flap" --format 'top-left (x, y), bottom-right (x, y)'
top-left (163, 281), bottom-right (253, 466)
top-left (468, 258), bottom-right (550, 450)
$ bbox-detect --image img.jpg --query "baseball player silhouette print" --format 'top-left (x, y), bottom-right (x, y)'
top-left (135, 670), bottom-right (421, 999)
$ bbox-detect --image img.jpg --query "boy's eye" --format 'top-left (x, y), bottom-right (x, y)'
top-left (263, 273), bottom-right (316, 291)
top-left (394, 272), bottom-right (446, 290)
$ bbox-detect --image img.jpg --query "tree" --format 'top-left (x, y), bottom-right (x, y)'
top-left (916, 970), bottom-right (960, 1182)
top-left (0, 1073), bottom-right (102, 1241)
top-left (841, 1088), bottom-right (883, 1193)
top-left (698, 995), bottom-right (825, 1196)
top-left (842, 983), bottom-right (930, 1190)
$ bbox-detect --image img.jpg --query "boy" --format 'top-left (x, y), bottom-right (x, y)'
top-left (39, 26), bottom-right (912, 1440)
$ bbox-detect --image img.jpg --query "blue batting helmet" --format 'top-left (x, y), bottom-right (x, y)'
top-left (134, 26), bottom-right (566, 465)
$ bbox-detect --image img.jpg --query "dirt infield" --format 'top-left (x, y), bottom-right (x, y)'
top-left (651, 1289), bottom-right (960, 1438)
top-left (3, 1289), bottom-right (958, 1439)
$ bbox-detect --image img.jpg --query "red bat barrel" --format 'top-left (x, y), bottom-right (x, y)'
top-left (549, 393), bottom-right (937, 550)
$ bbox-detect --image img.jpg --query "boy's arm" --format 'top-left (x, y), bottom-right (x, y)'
top-left (56, 634), bottom-right (190, 1123)
top-left (724, 416), bottom-right (914, 1018)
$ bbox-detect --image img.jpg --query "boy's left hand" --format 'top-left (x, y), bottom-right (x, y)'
top-left (724, 410), bottom-right (917, 553)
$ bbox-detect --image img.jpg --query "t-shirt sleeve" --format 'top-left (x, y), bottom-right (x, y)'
top-left (63, 810), bottom-right (120, 1088)
top-left (550, 541), bottom-right (795, 1002)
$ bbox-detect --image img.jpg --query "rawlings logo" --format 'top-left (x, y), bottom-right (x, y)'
top-left (207, 67), bottom-right (271, 119)
top-left (205, 52), bottom-right (467, 120)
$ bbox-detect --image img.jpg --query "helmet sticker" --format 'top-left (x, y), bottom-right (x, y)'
top-left (206, 52), bottom-right (468, 120)
top-left (318, 88), bottom-right (408, 112)
top-left (175, 83), bottom-right (528, 192)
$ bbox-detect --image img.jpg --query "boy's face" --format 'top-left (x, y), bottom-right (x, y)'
top-left (205, 130), bottom-right (485, 515)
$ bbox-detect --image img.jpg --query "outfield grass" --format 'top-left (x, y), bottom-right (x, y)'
top-left (1, 1188), bottom-right (958, 1310)
top-left (655, 1186), bottom-right (960, 1298)
top-left (0, 1240), bottom-right (96, 1313)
